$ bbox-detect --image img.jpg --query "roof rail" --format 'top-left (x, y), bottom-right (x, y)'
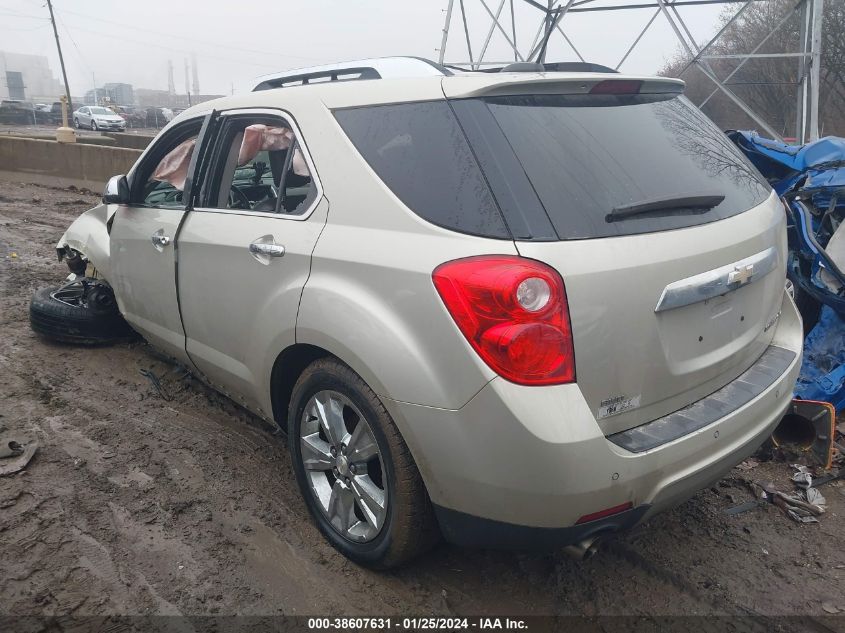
top-left (252, 57), bottom-right (451, 92)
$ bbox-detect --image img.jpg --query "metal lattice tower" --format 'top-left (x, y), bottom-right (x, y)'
top-left (437, 0), bottom-right (826, 142)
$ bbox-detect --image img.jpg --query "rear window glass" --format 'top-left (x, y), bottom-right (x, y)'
top-left (483, 94), bottom-right (771, 239)
top-left (334, 101), bottom-right (510, 239)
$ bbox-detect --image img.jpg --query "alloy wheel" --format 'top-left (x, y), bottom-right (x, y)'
top-left (299, 390), bottom-right (388, 542)
top-left (50, 279), bottom-right (115, 312)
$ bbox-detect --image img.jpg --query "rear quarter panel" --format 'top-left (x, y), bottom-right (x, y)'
top-left (293, 96), bottom-right (511, 410)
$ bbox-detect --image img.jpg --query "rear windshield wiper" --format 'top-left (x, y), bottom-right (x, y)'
top-left (606, 194), bottom-right (725, 222)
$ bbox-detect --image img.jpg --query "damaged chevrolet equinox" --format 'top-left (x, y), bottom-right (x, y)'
top-left (31, 58), bottom-right (803, 568)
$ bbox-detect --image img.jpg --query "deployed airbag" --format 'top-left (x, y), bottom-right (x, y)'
top-left (237, 124), bottom-right (309, 176)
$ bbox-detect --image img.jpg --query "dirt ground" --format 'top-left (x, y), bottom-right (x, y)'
top-left (1, 180), bottom-right (845, 626)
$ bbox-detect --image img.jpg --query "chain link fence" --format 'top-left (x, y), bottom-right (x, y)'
top-left (0, 97), bottom-right (171, 132)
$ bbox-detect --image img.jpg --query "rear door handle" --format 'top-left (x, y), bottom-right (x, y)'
top-left (249, 241), bottom-right (285, 258)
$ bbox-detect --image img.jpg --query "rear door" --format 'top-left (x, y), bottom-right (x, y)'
top-left (176, 108), bottom-right (326, 415)
top-left (449, 87), bottom-right (784, 434)
top-left (109, 114), bottom-right (213, 363)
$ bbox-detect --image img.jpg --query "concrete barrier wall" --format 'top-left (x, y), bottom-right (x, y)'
top-left (105, 132), bottom-right (154, 150)
top-left (0, 132), bottom-right (117, 146)
top-left (0, 136), bottom-right (142, 192)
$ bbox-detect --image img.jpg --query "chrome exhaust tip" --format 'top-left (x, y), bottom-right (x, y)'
top-left (563, 536), bottom-right (602, 561)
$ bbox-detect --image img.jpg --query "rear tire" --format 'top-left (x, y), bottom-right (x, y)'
top-left (29, 281), bottom-right (135, 345)
top-left (288, 358), bottom-right (439, 568)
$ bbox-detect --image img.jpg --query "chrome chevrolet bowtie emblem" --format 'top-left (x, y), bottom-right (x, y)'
top-left (728, 263), bottom-right (754, 285)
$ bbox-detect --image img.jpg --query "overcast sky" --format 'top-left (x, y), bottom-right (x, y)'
top-left (1, 0), bottom-right (727, 98)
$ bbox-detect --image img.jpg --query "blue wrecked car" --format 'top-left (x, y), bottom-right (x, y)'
top-left (728, 131), bottom-right (845, 410)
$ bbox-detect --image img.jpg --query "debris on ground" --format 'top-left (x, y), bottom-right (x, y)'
top-left (139, 367), bottom-right (173, 401)
top-left (751, 464), bottom-right (832, 524)
top-left (0, 439), bottom-right (24, 459)
top-left (736, 458), bottom-right (759, 471)
top-left (791, 464), bottom-right (814, 489)
top-left (0, 439), bottom-right (38, 476)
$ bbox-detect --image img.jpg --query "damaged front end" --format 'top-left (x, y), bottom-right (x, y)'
top-left (728, 131), bottom-right (845, 317)
top-left (56, 201), bottom-right (116, 282)
top-left (57, 174), bottom-right (130, 282)
top-left (31, 177), bottom-right (134, 346)
top-left (729, 130), bottom-right (845, 412)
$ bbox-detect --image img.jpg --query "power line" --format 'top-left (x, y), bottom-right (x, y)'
top-left (2, 22), bottom-right (50, 31)
top-left (0, 8), bottom-right (48, 19)
top-left (62, 22), bottom-right (297, 71)
top-left (57, 7), bottom-right (331, 65)
top-left (56, 11), bottom-right (91, 74)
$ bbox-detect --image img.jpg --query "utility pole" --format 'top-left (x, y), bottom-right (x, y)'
top-left (191, 52), bottom-right (200, 96)
top-left (46, 0), bottom-right (73, 112)
top-left (808, 0), bottom-right (824, 141)
top-left (184, 58), bottom-right (192, 107)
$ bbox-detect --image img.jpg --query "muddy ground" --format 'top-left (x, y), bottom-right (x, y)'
top-left (1, 180), bottom-right (844, 626)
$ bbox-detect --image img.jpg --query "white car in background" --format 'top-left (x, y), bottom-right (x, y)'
top-left (73, 105), bottom-right (126, 131)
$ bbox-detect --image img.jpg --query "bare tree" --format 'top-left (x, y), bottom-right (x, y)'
top-left (661, 0), bottom-right (845, 138)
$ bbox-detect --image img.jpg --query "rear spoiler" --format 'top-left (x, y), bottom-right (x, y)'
top-left (441, 74), bottom-right (685, 99)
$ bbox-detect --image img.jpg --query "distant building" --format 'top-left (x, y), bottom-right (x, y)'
top-left (0, 51), bottom-right (63, 101)
top-left (85, 82), bottom-right (135, 106)
top-left (135, 88), bottom-right (223, 109)
top-left (103, 83), bottom-right (134, 105)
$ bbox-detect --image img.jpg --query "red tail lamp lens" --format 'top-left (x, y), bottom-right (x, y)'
top-left (432, 256), bottom-right (575, 386)
top-left (575, 502), bottom-right (634, 525)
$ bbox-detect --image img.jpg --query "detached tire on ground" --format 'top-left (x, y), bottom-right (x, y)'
top-left (29, 280), bottom-right (135, 345)
top-left (288, 357), bottom-right (439, 568)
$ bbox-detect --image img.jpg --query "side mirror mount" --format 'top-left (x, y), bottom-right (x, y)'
top-left (103, 174), bottom-right (130, 205)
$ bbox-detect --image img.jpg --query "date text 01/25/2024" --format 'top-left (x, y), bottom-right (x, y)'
top-left (307, 617), bottom-right (528, 630)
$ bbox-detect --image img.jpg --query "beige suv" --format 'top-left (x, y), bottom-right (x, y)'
top-left (32, 57), bottom-right (803, 568)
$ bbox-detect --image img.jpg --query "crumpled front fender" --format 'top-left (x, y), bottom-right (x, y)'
top-left (56, 202), bottom-right (115, 280)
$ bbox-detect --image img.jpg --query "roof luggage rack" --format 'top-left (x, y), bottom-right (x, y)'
top-left (252, 57), bottom-right (618, 92)
top-left (252, 57), bottom-right (452, 91)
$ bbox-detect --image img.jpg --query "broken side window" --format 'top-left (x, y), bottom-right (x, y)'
top-left (207, 118), bottom-right (314, 215)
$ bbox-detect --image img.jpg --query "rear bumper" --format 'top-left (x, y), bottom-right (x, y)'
top-left (434, 502), bottom-right (651, 550)
top-left (385, 289), bottom-right (802, 548)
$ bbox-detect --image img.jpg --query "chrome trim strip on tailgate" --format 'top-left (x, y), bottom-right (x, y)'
top-left (654, 247), bottom-right (778, 313)
top-left (607, 345), bottom-right (796, 453)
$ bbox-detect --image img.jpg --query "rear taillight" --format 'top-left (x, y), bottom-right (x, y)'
top-left (432, 255), bottom-right (575, 386)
